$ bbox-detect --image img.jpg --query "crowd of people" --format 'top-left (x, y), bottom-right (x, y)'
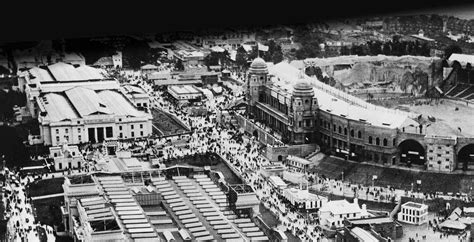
top-left (2, 168), bottom-right (55, 241)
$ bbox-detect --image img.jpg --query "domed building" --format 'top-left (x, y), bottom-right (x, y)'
top-left (245, 58), bottom-right (318, 145)
top-left (248, 57), bottom-right (268, 74)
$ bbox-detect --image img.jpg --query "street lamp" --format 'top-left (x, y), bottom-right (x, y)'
top-left (417, 179), bottom-right (422, 200)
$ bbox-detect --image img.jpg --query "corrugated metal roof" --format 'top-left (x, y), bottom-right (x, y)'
top-left (48, 62), bottom-right (83, 81)
top-left (41, 93), bottom-right (79, 122)
top-left (97, 90), bottom-right (143, 117)
top-left (28, 67), bottom-right (54, 82)
top-left (65, 87), bottom-right (112, 116)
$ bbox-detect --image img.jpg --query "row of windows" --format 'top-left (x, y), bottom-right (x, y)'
top-left (320, 119), bottom-right (395, 147)
top-left (428, 157), bottom-right (450, 162)
top-left (428, 149), bottom-right (450, 154)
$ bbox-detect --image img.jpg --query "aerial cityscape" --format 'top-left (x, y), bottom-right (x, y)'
top-left (2, 4), bottom-right (474, 242)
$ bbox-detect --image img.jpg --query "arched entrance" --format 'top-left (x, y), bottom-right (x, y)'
top-left (277, 155), bottom-right (283, 162)
top-left (458, 144), bottom-right (474, 171)
top-left (398, 139), bottom-right (425, 167)
top-left (252, 130), bottom-right (259, 140)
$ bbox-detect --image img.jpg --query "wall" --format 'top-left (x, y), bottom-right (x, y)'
top-left (265, 143), bottom-right (318, 162)
top-left (425, 136), bottom-right (456, 172)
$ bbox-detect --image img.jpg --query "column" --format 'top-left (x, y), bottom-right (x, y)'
top-left (95, 127), bottom-right (99, 143)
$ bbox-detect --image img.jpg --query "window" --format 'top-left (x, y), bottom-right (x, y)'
top-left (350, 129), bottom-right (354, 137)
top-left (56, 136), bottom-right (60, 142)
top-left (344, 128), bottom-right (347, 135)
top-left (305, 99), bottom-right (309, 104)
top-left (446, 158), bottom-right (449, 161)
top-left (358, 131), bottom-right (362, 139)
top-left (65, 129), bottom-right (68, 134)
top-left (56, 129), bottom-right (59, 135)
top-left (383, 138), bottom-right (388, 146)
top-left (77, 128), bottom-right (81, 133)
top-left (437, 154), bottom-right (441, 157)
top-left (376, 137), bottom-right (380, 146)
top-left (140, 131), bottom-right (144, 136)
top-left (106, 127), bottom-right (113, 138)
top-left (305, 120), bottom-right (310, 127)
top-left (333, 124), bottom-right (336, 132)
top-left (131, 132), bottom-right (135, 137)
top-left (59, 163), bottom-right (62, 170)
top-left (119, 118), bottom-right (122, 122)
top-left (119, 126), bottom-right (122, 131)
top-left (65, 136), bottom-right (69, 142)
top-left (131, 125), bottom-right (134, 129)
top-left (140, 124), bottom-right (143, 129)
top-left (393, 138), bottom-right (396, 146)
top-left (369, 136), bottom-right (373, 144)
top-left (299, 121), bottom-right (302, 127)
top-left (446, 151), bottom-right (450, 154)
top-left (78, 135), bottom-right (81, 142)
top-left (338, 126), bottom-right (342, 133)
top-left (429, 150), bottom-right (433, 153)
top-left (119, 133), bottom-right (123, 138)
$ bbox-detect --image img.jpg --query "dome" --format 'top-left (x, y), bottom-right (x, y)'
top-left (249, 57), bottom-right (268, 74)
top-left (293, 80), bottom-right (314, 97)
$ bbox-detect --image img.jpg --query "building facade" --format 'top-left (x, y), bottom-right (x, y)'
top-left (397, 202), bottom-right (428, 225)
top-left (241, 58), bottom-right (474, 172)
top-left (18, 62), bottom-right (153, 146)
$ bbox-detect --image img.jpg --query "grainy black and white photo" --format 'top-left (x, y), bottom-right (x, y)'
top-left (1, 2), bottom-right (474, 242)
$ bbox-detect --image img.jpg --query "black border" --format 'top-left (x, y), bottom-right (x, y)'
top-left (2, 0), bottom-right (474, 43)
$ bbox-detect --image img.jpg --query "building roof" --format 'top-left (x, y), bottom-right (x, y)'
top-left (40, 93), bottom-right (80, 122)
top-left (211, 46), bottom-right (225, 52)
top-left (28, 67), bottom-right (55, 82)
top-left (65, 87), bottom-right (112, 116)
top-left (123, 84), bottom-right (146, 94)
top-left (440, 219), bottom-right (467, 231)
top-left (283, 188), bottom-right (325, 202)
top-left (168, 85), bottom-right (201, 95)
top-left (93, 56), bottom-right (114, 66)
top-left (348, 216), bottom-right (393, 225)
top-left (351, 227), bottom-right (379, 242)
top-left (287, 155), bottom-right (311, 165)
top-left (402, 202), bottom-right (426, 209)
top-left (269, 175), bottom-right (287, 187)
top-left (97, 90), bottom-right (144, 117)
top-left (448, 53), bottom-right (474, 67)
top-left (41, 87), bottom-right (146, 122)
top-left (140, 64), bottom-right (158, 70)
top-left (268, 62), bottom-right (415, 129)
top-left (463, 207), bottom-right (474, 213)
top-left (249, 57), bottom-right (268, 74)
top-left (320, 200), bottom-right (362, 215)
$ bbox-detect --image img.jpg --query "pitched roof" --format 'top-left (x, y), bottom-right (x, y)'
top-left (320, 200), bottom-right (362, 214)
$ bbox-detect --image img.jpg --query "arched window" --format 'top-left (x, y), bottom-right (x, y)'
top-left (344, 128), bottom-right (347, 135)
top-left (358, 131), bottom-right (362, 139)
top-left (383, 138), bottom-right (388, 146)
top-left (305, 99), bottom-right (309, 104)
top-left (393, 138), bottom-right (396, 146)
top-left (350, 129), bottom-right (354, 137)
top-left (338, 126), bottom-right (342, 134)
top-left (333, 124), bottom-right (336, 132)
top-left (376, 137), bottom-right (380, 146)
top-left (369, 136), bottom-right (373, 144)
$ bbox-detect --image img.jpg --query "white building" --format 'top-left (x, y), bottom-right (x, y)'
top-left (18, 62), bottom-right (152, 146)
top-left (50, 144), bottom-right (84, 171)
top-left (122, 84), bottom-right (149, 109)
top-left (286, 155), bottom-right (311, 172)
top-left (282, 188), bottom-right (327, 210)
top-left (319, 199), bottom-right (370, 228)
top-left (167, 85), bottom-right (202, 104)
top-left (268, 175), bottom-right (288, 191)
top-left (397, 202), bottom-right (428, 225)
top-left (112, 51), bottom-right (122, 68)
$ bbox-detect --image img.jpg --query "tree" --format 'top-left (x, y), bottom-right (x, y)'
top-left (444, 44), bottom-right (462, 59)
top-left (235, 46), bottom-right (248, 68)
